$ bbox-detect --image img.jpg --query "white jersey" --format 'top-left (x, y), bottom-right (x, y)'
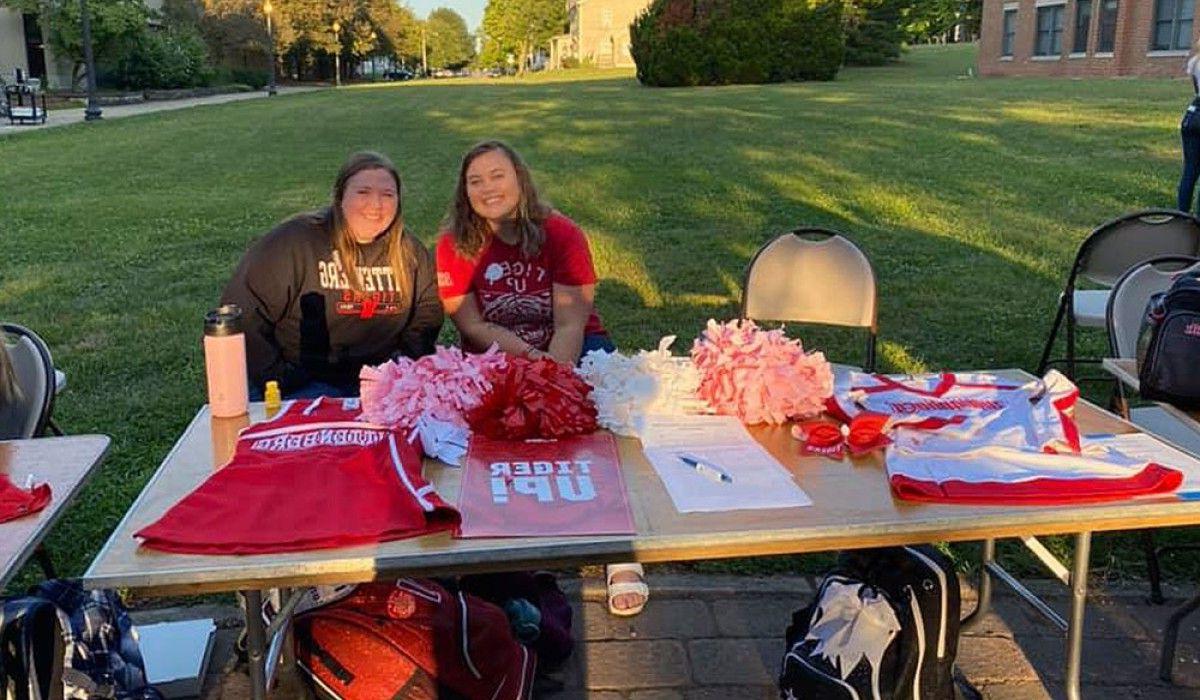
top-left (828, 370), bottom-right (1081, 452)
top-left (827, 371), bottom-right (1181, 504)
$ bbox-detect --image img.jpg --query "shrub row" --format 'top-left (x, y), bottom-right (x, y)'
top-left (630, 0), bottom-right (845, 87)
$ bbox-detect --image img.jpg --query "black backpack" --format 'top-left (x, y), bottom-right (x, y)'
top-left (780, 546), bottom-right (961, 700)
top-left (1138, 271), bottom-right (1200, 408)
top-left (0, 596), bottom-right (65, 700)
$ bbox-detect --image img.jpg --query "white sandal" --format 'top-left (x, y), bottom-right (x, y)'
top-left (606, 562), bottom-right (649, 617)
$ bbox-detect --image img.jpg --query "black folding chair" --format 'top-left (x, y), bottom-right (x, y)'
top-left (1037, 209), bottom-right (1200, 380)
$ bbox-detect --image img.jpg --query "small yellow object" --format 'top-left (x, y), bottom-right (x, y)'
top-left (264, 381), bottom-right (282, 417)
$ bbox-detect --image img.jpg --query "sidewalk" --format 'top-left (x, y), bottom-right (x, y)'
top-left (0, 86), bottom-right (321, 135)
top-left (172, 573), bottom-right (1200, 699)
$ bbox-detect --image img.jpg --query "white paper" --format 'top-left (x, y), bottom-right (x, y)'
top-left (638, 415), bottom-right (812, 512)
top-left (1087, 433), bottom-right (1200, 493)
top-left (636, 414), bottom-right (755, 449)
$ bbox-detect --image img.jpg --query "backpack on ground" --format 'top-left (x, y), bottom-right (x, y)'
top-left (27, 581), bottom-right (160, 700)
top-left (457, 571), bottom-right (574, 670)
top-left (0, 595), bottom-right (65, 700)
top-left (1139, 271), bottom-right (1200, 407)
top-left (293, 578), bottom-right (536, 700)
top-left (780, 545), bottom-right (961, 700)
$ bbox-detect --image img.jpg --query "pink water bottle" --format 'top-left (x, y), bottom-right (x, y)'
top-left (204, 304), bottom-right (249, 418)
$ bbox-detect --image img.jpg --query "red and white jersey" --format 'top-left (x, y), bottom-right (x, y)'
top-left (828, 372), bottom-right (1182, 504)
top-left (136, 397), bottom-right (460, 554)
top-left (827, 370), bottom-right (1082, 452)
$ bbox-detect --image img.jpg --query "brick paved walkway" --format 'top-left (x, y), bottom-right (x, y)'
top-left (177, 574), bottom-right (1200, 699)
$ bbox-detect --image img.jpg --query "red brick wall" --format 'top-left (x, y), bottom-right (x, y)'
top-left (978, 0), bottom-right (1197, 78)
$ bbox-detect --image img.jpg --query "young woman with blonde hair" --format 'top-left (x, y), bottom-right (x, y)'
top-left (222, 151), bottom-right (444, 399)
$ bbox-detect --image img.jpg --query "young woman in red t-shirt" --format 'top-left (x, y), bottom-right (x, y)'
top-left (436, 141), bottom-right (647, 616)
top-left (435, 140), bottom-right (614, 364)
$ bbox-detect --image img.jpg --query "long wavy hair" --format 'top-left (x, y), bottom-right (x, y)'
top-left (328, 151), bottom-right (412, 296)
top-left (446, 141), bottom-right (551, 259)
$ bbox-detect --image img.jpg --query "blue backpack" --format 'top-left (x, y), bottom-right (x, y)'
top-left (24, 580), bottom-right (162, 700)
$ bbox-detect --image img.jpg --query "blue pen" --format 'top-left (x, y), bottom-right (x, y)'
top-left (678, 453), bottom-right (734, 484)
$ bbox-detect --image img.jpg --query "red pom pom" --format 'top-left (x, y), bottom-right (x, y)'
top-left (468, 357), bottom-right (600, 439)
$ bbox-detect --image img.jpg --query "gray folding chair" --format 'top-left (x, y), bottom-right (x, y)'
top-left (1106, 256), bottom-right (1200, 681)
top-left (741, 227), bottom-right (877, 371)
top-left (1, 323), bottom-right (56, 440)
top-left (1, 323), bottom-right (62, 578)
top-left (1039, 210), bottom-right (1200, 379)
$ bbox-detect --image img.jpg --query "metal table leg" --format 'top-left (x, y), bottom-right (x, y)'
top-left (1065, 531), bottom-right (1091, 700)
top-left (963, 538), bottom-right (996, 630)
top-left (243, 589), bottom-right (268, 700)
top-left (1160, 591), bottom-right (1200, 682)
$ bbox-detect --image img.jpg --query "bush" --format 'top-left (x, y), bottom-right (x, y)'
top-left (109, 27), bottom-right (214, 89)
top-left (560, 56), bottom-right (580, 69)
top-left (630, 0), bottom-right (844, 87)
top-left (220, 68), bottom-right (270, 89)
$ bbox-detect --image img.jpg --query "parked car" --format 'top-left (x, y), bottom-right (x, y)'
top-left (385, 69), bottom-right (415, 81)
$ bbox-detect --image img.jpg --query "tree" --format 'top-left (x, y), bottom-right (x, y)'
top-left (480, 0), bottom-right (563, 73)
top-left (902, 0), bottom-right (980, 43)
top-left (0, 0), bottom-right (147, 88)
top-left (425, 7), bottom-right (472, 70)
top-left (844, 0), bottom-right (912, 66)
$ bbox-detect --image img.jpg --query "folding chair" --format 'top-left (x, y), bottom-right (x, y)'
top-left (1, 323), bottom-right (63, 578)
top-left (741, 227), bottom-right (877, 371)
top-left (1038, 209), bottom-right (1200, 379)
top-left (1, 324), bottom-right (57, 440)
top-left (1103, 257), bottom-right (1200, 682)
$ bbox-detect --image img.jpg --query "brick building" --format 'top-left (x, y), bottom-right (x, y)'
top-left (979, 0), bottom-right (1199, 77)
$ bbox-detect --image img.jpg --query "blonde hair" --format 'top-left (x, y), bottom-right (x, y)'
top-left (328, 151), bottom-right (413, 296)
top-left (0, 342), bottom-right (21, 406)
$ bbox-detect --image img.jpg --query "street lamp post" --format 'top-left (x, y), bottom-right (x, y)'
top-left (263, 0), bottom-right (277, 96)
top-left (332, 20), bottom-right (341, 87)
top-left (79, 0), bottom-right (101, 120)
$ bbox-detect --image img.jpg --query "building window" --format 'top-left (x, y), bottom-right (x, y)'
top-left (1002, 8), bottom-right (1018, 56)
top-left (1073, 0), bottom-right (1092, 53)
top-left (1153, 0), bottom-right (1195, 51)
top-left (1097, 0), bottom-right (1118, 52)
top-left (1035, 4), bottom-right (1065, 56)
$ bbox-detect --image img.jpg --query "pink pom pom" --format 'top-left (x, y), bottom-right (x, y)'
top-left (359, 345), bottom-right (508, 429)
top-left (690, 319), bottom-right (834, 425)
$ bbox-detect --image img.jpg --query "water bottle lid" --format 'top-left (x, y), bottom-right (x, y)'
top-left (205, 304), bottom-right (243, 336)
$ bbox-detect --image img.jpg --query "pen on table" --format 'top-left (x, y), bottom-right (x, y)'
top-left (678, 453), bottom-right (734, 484)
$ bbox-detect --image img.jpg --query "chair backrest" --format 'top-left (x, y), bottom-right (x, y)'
top-left (741, 228), bottom-right (877, 329)
top-left (1077, 210), bottom-right (1200, 288)
top-left (741, 228), bottom-right (878, 371)
top-left (1105, 256), bottom-right (1200, 359)
top-left (0, 324), bottom-right (55, 440)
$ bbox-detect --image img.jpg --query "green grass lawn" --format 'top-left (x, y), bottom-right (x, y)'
top-left (2, 43), bottom-right (1196, 591)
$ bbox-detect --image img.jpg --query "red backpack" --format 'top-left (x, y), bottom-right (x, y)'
top-left (294, 578), bottom-right (536, 700)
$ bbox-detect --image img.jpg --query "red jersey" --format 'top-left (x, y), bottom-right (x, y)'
top-left (0, 473), bottom-right (50, 524)
top-left (435, 214), bottom-right (606, 351)
top-left (135, 397), bottom-right (459, 554)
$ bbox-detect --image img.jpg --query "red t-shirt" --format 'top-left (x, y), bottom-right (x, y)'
top-left (436, 213), bottom-right (606, 351)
